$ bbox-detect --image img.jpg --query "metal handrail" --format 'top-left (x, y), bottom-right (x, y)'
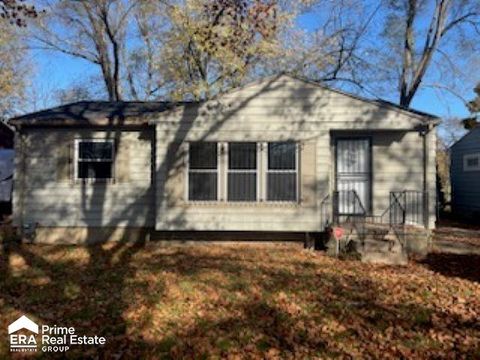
top-left (333, 190), bottom-right (366, 217)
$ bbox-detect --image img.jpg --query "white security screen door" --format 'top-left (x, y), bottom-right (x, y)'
top-left (336, 138), bottom-right (371, 214)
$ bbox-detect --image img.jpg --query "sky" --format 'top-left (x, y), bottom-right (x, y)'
top-left (29, 4), bottom-right (474, 121)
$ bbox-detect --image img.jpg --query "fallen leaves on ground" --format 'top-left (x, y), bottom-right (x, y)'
top-left (1, 243), bottom-right (479, 359)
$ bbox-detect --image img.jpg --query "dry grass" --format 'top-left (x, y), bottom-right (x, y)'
top-left (1, 242), bottom-right (479, 359)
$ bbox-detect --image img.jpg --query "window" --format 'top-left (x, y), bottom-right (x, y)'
top-left (228, 143), bottom-right (257, 201)
top-left (464, 153), bottom-right (480, 171)
top-left (267, 142), bottom-right (298, 201)
top-left (186, 141), bottom-right (299, 203)
top-left (75, 140), bottom-right (114, 180)
top-left (188, 142), bottom-right (218, 201)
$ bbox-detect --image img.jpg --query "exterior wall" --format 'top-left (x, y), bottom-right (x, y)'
top-left (451, 127), bottom-right (480, 216)
top-left (329, 130), bottom-right (436, 229)
top-left (12, 75), bottom-right (436, 241)
top-left (32, 227), bottom-right (153, 244)
top-left (154, 75), bottom-right (435, 232)
top-left (13, 127), bottom-right (155, 233)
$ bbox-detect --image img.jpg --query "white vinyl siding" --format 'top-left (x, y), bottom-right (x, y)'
top-left (154, 75), bottom-right (436, 231)
top-left (13, 129), bottom-right (154, 227)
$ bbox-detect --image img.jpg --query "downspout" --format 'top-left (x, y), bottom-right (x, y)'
top-left (421, 123), bottom-right (432, 229)
top-left (14, 127), bottom-right (26, 234)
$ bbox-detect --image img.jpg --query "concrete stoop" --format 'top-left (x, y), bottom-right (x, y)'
top-left (341, 224), bottom-right (409, 265)
top-left (360, 249), bottom-right (408, 266)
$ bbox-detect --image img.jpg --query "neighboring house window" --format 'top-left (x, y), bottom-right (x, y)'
top-left (75, 140), bottom-right (114, 180)
top-left (228, 143), bottom-right (257, 201)
top-left (267, 142), bottom-right (298, 201)
top-left (188, 142), bottom-right (218, 201)
top-left (463, 153), bottom-right (480, 171)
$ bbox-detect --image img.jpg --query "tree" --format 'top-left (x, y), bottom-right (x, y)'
top-left (0, 22), bottom-right (28, 117)
top-left (1, 0), bottom-right (38, 26)
top-left (32, 0), bottom-right (143, 101)
top-left (275, 0), bottom-right (381, 94)
top-left (468, 83), bottom-right (480, 114)
top-left (378, 0), bottom-right (480, 107)
top-left (158, 0), bottom-right (282, 100)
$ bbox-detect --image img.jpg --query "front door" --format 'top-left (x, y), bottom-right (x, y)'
top-left (336, 138), bottom-right (371, 214)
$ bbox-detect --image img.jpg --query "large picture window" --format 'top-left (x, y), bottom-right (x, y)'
top-left (186, 141), bottom-right (299, 203)
top-left (267, 142), bottom-right (298, 201)
top-left (188, 142), bottom-right (218, 201)
top-left (228, 143), bottom-right (257, 201)
top-left (75, 140), bottom-right (114, 180)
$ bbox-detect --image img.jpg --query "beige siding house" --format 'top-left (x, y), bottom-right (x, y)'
top-left (10, 75), bottom-right (438, 251)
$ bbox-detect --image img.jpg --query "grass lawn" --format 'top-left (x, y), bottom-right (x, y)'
top-left (1, 242), bottom-right (479, 359)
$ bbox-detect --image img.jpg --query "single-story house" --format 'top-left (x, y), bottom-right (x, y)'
top-left (450, 123), bottom-right (480, 217)
top-left (9, 74), bottom-right (438, 253)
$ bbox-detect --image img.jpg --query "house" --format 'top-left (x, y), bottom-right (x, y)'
top-left (0, 121), bottom-right (14, 215)
top-left (450, 123), bottom-right (480, 218)
top-left (9, 75), bottom-right (438, 255)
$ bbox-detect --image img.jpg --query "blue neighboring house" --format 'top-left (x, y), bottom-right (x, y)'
top-left (450, 124), bottom-right (480, 218)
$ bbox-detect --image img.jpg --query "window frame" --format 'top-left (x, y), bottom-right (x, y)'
top-left (185, 141), bottom-right (300, 204)
top-left (225, 142), bottom-right (260, 202)
top-left (463, 153), bottom-right (480, 172)
top-left (74, 139), bottom-right (115, 182)
top-left (265, 142), bottom-right (299, 203)
top-left (186, 142), bottom-right (220, 202)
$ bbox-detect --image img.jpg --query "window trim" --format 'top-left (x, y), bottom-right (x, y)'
top-left (185, 141), bottom-right (300, 204)
top-left (74, 139), bottom-right (115, 182)
top-left (186, 142), bottom-right (220, 202)
top-left (463, 153), bottom-right (480, 172)
top-left (226, 142), bottom-right (260, 202)
top-left (264, 142), bottom-right (300, 203)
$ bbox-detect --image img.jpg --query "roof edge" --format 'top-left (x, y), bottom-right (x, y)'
top-left (279, 73), bottom-right (440, 121)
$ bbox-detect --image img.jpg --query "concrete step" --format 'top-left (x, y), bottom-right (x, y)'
top-left (363, 239), bottom-right (402, 253)
top-left (361, 250), bottom-right (408, 266)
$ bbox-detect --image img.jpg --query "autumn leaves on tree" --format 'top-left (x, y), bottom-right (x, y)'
top-left (1, 0), bottom-right (480, 116)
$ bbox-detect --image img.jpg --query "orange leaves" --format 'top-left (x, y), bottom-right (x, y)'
top-left (0, 243), bottom-right (479, 358)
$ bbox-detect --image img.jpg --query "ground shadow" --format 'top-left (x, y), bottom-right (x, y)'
top-left (419, 252), bottom-right (480, 283)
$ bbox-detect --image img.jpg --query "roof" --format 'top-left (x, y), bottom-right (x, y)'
top-left (9, 74), bottom-right (439, 127)
top-left (9, 101), bottom-right (192, 127)
top-left (450, 126), bottom-right (480, 149)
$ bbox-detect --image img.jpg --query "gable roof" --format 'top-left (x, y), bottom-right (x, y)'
top-left (271, 74), bottom-right (439, 121)
top-left (450, 126), bottom-right (480, 149)
top-left (9, 74), bottom-right (439, 127)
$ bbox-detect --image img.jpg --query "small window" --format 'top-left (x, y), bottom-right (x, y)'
top-left (463, 153), bottom-right (480, 171)
top-left (228, 143), bottom-right (257, 201)
top-left (267, 142), bottom-right (298, 201)
top-left (76, 140), bottom-right (114, 180)
top-left (188, 142), bottom-right (218, 201)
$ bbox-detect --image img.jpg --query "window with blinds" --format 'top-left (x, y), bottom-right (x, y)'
top-left (267, 142), bottom-right (298, 201)
top-left (188, 142), bottom-right (218, 201)
top-left (227, 143), bottom-right (257, 201)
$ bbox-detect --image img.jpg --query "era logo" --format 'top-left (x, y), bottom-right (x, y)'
top-left (8, 315), bottom-right (39, 352)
